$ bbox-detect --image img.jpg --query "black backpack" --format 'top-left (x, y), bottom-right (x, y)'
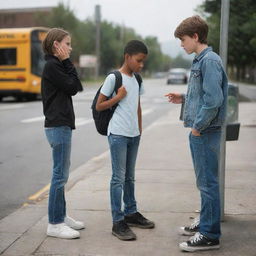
top-left (91, 70), bottom-right (142, 136)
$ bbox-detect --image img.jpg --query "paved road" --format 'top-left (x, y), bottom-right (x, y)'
top-left (0, 78), bottom-right (182, 220)
top-left (237, 82), bottom-right (256, 101)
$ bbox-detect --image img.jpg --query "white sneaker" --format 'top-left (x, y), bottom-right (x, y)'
top-left (47, 223), bottom-right (80, 239)
top-left (64, 216), bottom-right (85, 230)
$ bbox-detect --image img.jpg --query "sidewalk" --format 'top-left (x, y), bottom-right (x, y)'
top-left (0, 102), bottom-right (256, 256)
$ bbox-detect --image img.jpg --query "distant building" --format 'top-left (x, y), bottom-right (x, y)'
top-left (0, 7), bottom-right (54, 28)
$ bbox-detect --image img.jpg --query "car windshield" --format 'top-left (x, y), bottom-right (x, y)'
top-left (169, 69), bottom-right (186, 74)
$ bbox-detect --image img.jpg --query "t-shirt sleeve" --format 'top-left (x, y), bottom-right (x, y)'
top-left (100, 74), bottom-right (116, 97)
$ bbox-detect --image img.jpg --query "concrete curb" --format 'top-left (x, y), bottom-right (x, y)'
top-left (0, 150), bottom-right (109, 255)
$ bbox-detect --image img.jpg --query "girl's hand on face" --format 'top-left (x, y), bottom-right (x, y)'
top-left (55, 46), bottom-right (70, 61)
top-left (54, 41), bottom-right (70, 61)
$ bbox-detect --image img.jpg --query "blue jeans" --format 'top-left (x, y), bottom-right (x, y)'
top-left (108, 134), bottom-right (140, 223)
top-left (189, 129), bottom-right (221, 239)
top-left (45, 126), bottom-right (72, 224)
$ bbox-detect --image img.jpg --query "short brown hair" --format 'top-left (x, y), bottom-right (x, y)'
top-left (174, 15), bottom-right (208, 44)
top-left (42, 28), bottom-right (69, 55)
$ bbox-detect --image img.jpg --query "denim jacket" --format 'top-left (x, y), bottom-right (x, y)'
top-left (182, 47), bottom-right (228, 132)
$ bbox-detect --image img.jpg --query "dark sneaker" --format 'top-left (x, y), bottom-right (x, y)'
top-left (179, 217), bottom-right (199, 236)
top-left (179, 232), bottom-right (220, 252)
top-left (124, 212), bottom-right (155, 229)
top-left (112, 220), bottom-right (136, 241)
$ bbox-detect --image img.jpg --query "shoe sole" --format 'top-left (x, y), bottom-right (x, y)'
top-left (179, 244), bottom-right (220, 252)
top-left (179, 228), bottom-right (196, 236)
top-left (126, 223), bottom-right (155, 229)
top-left (68, 225), bottom-right (85, 230)
top-left (112, 231), bottom-right (136, 241)
top-left (47, 232), bottom-right (80, 239)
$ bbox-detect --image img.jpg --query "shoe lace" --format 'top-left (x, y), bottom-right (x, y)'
top-left (190, 217), bottom-right (200, 229)
top-left (189, 232), bottom-right (204, 245)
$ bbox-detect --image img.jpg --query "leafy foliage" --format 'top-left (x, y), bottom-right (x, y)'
top-left (36, 3), bottom-right (174, 76)
top-left (201, 0), bottom-right (256, 81)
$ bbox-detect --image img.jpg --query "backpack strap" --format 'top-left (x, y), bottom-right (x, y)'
top-left (109, 71), bottom-right (142, 94)
top-left (109, 70), bottom-right (122, 94)
top-left (134, 72), bottom-right (142, 88)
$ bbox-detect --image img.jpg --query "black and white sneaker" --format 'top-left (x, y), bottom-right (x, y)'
top-left (179, 232), bottom-right (220, 252)
top-left (179, 217), bottom-right (199, 236)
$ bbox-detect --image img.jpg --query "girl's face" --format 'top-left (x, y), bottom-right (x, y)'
top-left (54, 35), bottom-right (72, 55)
top-left (180, 34), bottom-right (198, 55)
top-left (126, 53), bottom-right (147, 73)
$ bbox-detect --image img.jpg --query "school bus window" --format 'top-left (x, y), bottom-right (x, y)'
top-left (38, 32), bottom-right (47, 41)
top-left (31, 41), bottom-right (45, 76)
top-left (31, 30), bottom-right (45, 76)
top-left (0, 48), bottom-right (17, 65)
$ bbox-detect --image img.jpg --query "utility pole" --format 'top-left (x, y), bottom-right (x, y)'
top-left (219, 0), bottom-right (230, 221)
top-left (120, 22), bottom-right (125, 43)
top-left (95, 5), bottom-right (101, 79)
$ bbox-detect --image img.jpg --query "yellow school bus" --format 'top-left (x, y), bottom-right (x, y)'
top-left (0, 27), bottom-right (48, 101)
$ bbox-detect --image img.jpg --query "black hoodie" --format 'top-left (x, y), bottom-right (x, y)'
top-left (41, 55), bottom-right (83, 129)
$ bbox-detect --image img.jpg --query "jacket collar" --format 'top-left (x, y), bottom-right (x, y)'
top-left (193, 47), bottom-right (212, 63)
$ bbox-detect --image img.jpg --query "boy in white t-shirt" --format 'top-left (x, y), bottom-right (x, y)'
top-left (96, 40), bottom-right (155, 241)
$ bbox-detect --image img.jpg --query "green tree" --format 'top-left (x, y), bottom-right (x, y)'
top-left (36, 3), bottom-right (171, 76)
top-left (36, 3), bottom-right (85, 60)
top-left (201, 0), bottom-right (256, 82)
top-left (100, 21), bottom-right (125, 73)
top-left (170, 55), bottom-right (192, 69)
top-left (144, 36), bottom-right (170, 73)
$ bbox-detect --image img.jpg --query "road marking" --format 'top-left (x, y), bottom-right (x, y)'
top-left (76, 118), bottom-right (94, 126)
top-left (20, 116), bottom-right (94, 126)
top-left (21, 108), bottom-right (152, 125)
top-left (74, 91), bottom-right (95, 101)
top-left (21, 116), bottom-right (44, 123)
top-left (28, 183), bottom-right (50, 201)
top-left (0, 104), bottom-right (25, 111)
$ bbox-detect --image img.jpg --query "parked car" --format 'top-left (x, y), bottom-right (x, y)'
top-left (167, 68), bottom-right (188, 84)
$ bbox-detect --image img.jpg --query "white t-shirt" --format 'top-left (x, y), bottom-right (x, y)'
top-left (100, 72), bottom-right (144, 137)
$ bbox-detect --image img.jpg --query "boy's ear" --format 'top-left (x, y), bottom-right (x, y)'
top-left (192, 33), bottom-right (199, 41)
top-left (124, 53), bottom-right (131, 60)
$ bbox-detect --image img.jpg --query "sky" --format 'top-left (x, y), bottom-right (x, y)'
top-left (0, 0), bottom-right (204, 43)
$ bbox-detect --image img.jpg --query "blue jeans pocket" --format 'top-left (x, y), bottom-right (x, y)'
top-left (190, 132), bottom-right (204, 144)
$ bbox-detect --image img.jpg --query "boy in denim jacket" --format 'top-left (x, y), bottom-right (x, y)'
top-left (166, 15), bottom-right (228, 252)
